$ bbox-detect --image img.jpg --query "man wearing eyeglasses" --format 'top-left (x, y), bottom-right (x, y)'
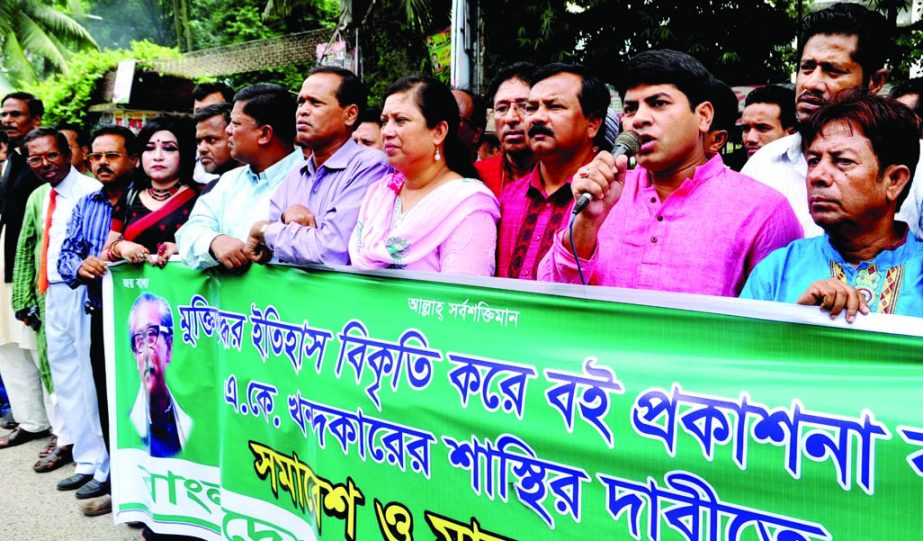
top-left (475, 62), bottom-right (539, 197)
top-left (127, 292), bottom-right (190, 458)
top-left (56, 126), bottom-right (138, 511)
top-left (9, 129), bottom-right (98, 478)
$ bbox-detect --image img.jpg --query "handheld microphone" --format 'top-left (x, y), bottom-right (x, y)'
top-left (572, 130), bottom-right (642, 215)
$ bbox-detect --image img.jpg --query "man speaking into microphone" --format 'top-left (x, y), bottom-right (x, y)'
top-left (538, 50), bottom-right (803, 296)
top-left (496, 63), bottom-right (610, 280)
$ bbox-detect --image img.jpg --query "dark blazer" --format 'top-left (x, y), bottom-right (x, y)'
top-left (0, 149), bottom-right (44, 282)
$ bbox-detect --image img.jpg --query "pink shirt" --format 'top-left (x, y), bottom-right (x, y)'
top-left (497, 167), bottom-right (575, 280)
top-left (537, 155), bottom-right (803, 296)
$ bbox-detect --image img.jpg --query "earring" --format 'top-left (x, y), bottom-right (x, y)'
top-left (434, 147), bottom-right (441, 161)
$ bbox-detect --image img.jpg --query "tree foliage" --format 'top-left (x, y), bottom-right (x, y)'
top-left (28, 0), bottom-right (923, 117)
top-left (24, 40), bottom-right (178, 126)
top-left (83, 0), bottom-right (338, 91)
top-left (353, 0), bottom-right (443, 106)
top-left (0, 0), bottom-right (98, 89)
top-left (479, 0), bottom-right (798, 88)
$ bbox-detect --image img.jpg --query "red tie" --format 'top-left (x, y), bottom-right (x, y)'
top-left (38, 188), bottom-right (57, 294)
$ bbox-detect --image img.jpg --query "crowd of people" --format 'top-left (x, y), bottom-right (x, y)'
top-left (0, 2), bottom-right (921, 538)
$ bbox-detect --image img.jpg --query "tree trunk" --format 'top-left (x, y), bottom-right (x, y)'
top-left (172, 0), bottom-right (184, 51)
top-left (180, 0), bottom-right (193, 52)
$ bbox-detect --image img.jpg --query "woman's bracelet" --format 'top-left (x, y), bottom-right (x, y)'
top-left (108, 238), bottom-right (124, 261)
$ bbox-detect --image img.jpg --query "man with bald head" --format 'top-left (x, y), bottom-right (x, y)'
top-left (452, 88), bottom-right (486, 161)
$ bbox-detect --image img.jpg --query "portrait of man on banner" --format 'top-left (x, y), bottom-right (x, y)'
top-left (128, 292), bottom-right (192, 457)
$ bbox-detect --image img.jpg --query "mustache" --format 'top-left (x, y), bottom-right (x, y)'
top-left (95, 166), bottom-right (113, 175)
top-left (797, 91), bottom-right (825, 104)
top-left (528, 124), bottom-right (554, 138)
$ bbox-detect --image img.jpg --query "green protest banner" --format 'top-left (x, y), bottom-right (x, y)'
top-left (104, 262), bottom-right (923, 540)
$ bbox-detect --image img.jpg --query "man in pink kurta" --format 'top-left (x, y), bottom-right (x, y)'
top-left (537, 49), bottom-right (802, 296)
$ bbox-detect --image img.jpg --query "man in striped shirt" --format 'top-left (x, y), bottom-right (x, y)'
top-left (57, 126), bottom-right (138, 514)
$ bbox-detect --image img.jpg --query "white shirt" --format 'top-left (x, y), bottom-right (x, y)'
top-left (176, 149), bottom-right (304, 270)
top-left (192, 158), bottom-right (219, 185)
top-left (46, 166), bottom-right (101, 284)
top-left (742, 133), bottom-right (923, 239)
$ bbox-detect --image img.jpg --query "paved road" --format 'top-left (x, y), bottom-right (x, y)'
top-left (0, 427), bottom-right (139, 541)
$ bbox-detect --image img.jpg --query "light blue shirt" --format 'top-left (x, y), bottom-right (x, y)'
top-left (177, 149), bottom-right (303, 270)
top-left (741, 231), bottom-right (923, 317)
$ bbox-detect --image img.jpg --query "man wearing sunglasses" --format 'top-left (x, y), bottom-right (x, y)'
top-left (127, 292), bottom-right (190, 458)
top-left (56, 126), bottom-right (139, 513)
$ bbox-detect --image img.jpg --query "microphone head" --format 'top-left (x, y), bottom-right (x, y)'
top-left (615, 130), bottom-right (642, 155)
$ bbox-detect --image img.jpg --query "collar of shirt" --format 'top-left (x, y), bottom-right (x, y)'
top-left (88, 187), bottom-right (112, 204)
top-left (821, 229), bottom-right (918, 270)
top-left (784, 132), bottom-right (805, 165)
top-left (303, 138), bottom-right (363, 177)
top-left (246, 149), bottom-right (302, 185)
top-left (641, 153), bottom-right (726, 198)
top-left (524, 166), bottom-right (574, 204)
top-left (523, 161), bottom-right (587, 200)
top-left (88, 185), bottom-right (122, 206)
top-left (52, 166), bottom-right (89, 200)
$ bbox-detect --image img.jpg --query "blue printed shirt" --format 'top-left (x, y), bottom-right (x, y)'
top-left (741, 232), bottom-right (923, 317)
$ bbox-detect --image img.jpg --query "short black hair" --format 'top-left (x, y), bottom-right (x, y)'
top-left (233, 83), bottom-right (296, 145)
top-left (486, 62), bottom-right (538, 103)
top-left (193, 102), bottom-right (233, 125)
top-left (308, 65), bottom-right (369, 114)
top-left (192, 82), bottom-right (235, 104)
top-left (799, 3), bottom-right (890, 83)
top-left (890, 78), bottom-right (923, 120)
top-left (533, 63), bottom-right (610, 122)
top-left (89, 125), bottom-right (139, 156)
top-left (22, 127), bottom-right (71, 159)
top-left (619, 49), bottom-right (712, 109)
top-left (744, 85), bottom-right (796, 130)
top-left (452, 87), bottom-right (487, 132)
top-left (2, 92), bottom-right (44, 118)
top-left (357, 107), bottom-right (381, 125)
top-left (801, 91), bottom-right (919, 209)
top-left (533, 63), bottom-right (611, 149)
top-left (55, 123), bottom-right (88, 147)
top-left (137, 115), bottom-right (197, 186)
top-left (709, 79), bottom-right (739, 133)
